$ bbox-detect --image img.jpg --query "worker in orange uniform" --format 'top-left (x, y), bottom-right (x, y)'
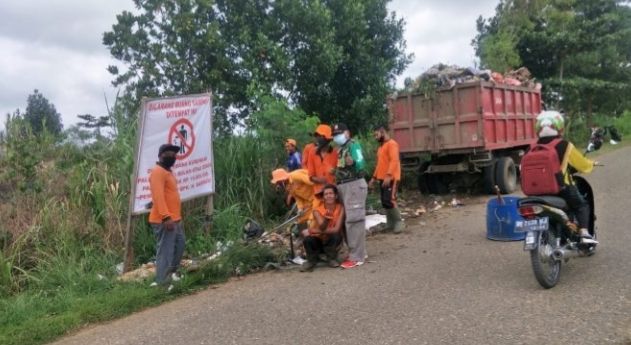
top-left (149, 144), bottom-right (186, 285)
top-left (302, 135), bottom-right (316, 169)
top-left (270, 168), bottom-right (314, 233)
top-left (306, 124), bottom-right (338, 196)
top-left (369, 124), bottom-right (404, 233)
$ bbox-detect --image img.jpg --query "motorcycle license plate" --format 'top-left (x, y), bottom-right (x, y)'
top-left (514, 217), bottom-right (549, 232)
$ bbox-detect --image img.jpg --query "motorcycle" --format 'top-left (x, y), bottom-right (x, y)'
top-left (515, 172), bottom-right (598, 289)
top-left (586, 125), bottom-right (622, 153)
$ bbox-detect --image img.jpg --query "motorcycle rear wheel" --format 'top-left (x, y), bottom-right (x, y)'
top-left (530, 231), bottom-right (561, 289)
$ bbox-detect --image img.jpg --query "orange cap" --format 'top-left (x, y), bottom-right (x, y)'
top-left (270, 168), bottom-right (290, 184)
top-left (314, 124), bottom-right (332, 139)
top-left (285, 138), bottom-right (297, 148)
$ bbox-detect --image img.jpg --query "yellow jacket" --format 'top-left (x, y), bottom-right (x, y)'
top-left (287, 169), bottom-right (314, 223)
top-left (562, 142), bottom-right (594, 185)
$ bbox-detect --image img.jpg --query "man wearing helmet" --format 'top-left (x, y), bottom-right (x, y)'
top-left (534, 111), bottom-right (598, 244)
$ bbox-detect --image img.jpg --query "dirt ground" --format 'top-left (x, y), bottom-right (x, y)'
top-left (52, 146), bottom-right (631, 345)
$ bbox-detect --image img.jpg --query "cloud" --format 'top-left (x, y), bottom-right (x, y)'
top-left (0, 0), bottom-right (501, 131)
top-left (0, 0), bottom-right (134, 130)
top-left (389, 0), bottom-right (498, 86)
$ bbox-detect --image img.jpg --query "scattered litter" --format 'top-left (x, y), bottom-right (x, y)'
top-left (429, 201), bottom-right (443, 212)
top-left (118, 262), bottom-right (156, 282)
top-left (115, 262), bottom-right (124, 275)
top-left (365, 214), bottom-right (387, 231)
top-left (97, 274), bottom-right (106, 281)
top-left (291, 257), bottom-right (306, 265)
top-left (450, 198), bottom-right (464, 207)
top-left (414, 206), bottom-right (427, 217)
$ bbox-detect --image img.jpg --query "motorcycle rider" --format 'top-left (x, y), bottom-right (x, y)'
top-left (534, 111), bottom-right (598, 244)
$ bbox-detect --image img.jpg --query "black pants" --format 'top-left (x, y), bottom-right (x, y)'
top-left (304, 234), bottom-right (342, 260)
top-left (379, 180), bottom-right (398, 209)
top-left (559, 185), bottom-right (590, 229)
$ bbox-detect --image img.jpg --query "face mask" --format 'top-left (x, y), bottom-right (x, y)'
top-left (161, 156), bottom-right (176, 168)
top-left (333, 134), bottom-right (347, 146)
top-left (316, 137), bottom-right (329, 148)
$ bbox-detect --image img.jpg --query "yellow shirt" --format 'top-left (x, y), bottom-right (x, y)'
top-left (287, 169), bottom-right (314, 223)
top-left (563, 143), bottom-right (594, 185)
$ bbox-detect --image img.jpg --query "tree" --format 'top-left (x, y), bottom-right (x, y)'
top-left (77, 114), bottom-right (112, 139)
top-left (103, 0), bottom-right (411, 134)
top-left (473, 0), bottom-right (631, 121)
top-left (23, 89), bottom-right (63, 136)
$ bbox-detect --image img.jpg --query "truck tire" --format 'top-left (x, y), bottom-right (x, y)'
top-left (427, 173), bottom-right (449, 194)
top-left (482, 159), bottom-right (496, 194)
top-left (495, 157), bottom-right (517, 194)
top-left (417, 162), bottom-right (431, 194)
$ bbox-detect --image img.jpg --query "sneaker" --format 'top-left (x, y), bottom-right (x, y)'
top-left (579, 229), bottom-right (599, 244)
top-left (171, 272), bottom-right (182, 282)
top-left (340, 260), bottom-right (364, 269)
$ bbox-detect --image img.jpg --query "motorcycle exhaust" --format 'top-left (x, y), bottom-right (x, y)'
top-left (551, 247), bottom-right (581, 261)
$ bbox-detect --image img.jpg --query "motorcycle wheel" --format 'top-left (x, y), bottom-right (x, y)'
top-left (530, 231), bottom-right (561, 289)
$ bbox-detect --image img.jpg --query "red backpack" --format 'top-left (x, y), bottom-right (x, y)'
top-left (520, 138), bottom-right (568, 196)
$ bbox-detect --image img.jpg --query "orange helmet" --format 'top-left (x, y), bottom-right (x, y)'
top-left (314, 124), bottom-right (332, 139)
top-left (270, 168), bottom-right (290, 184)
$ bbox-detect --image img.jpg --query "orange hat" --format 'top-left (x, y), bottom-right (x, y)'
top-left (285, 138), bottom-right (297, 148)
top-left (270, 168), bottom-right (290, 184)
top-left (314, 124), bottom-right (332, 140)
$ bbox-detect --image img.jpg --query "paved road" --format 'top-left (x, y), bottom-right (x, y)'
top-left (53, 146), bottom-right (631, 345)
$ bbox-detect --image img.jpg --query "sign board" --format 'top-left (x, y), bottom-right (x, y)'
top-left (131, 93), bottom-right (214, 214)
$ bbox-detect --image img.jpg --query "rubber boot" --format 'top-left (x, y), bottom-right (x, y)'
top-left (300, 255), bottom-right (318, 272)
top-left (391, 208), bottom-right (404, 234)
top-left (384, 209), bottom-right (395, 231)
top-left (324, 246), bottom-right (340, 268)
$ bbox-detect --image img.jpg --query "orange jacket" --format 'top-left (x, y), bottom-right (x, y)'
top-left (306, 146), bottom-right (338, 194)
top-left (373, 139), bottom-right (401, 181)
top-left (301, 143), bottom-right (316, 168)
top-left (149, 164), bottom-right (182, 224)
top-left (309, 203), bottom-right (343, 239)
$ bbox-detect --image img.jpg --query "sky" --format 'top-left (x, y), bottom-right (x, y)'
top-left (0, 0), bottom-right (498, 131)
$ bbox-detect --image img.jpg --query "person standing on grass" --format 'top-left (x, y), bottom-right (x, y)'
top-left (332, 123), bottom-right (368, 269)
top-left (300, 184), bottom-right (345, 272)
top-left (369, 124), bottom-right (404, 233)
top-left (149, 144), bottom-right (186, 286)
top-left (285, 138), bottom-right (302, 172)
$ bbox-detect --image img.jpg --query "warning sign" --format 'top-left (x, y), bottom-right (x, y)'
top-left (131, 93), bottom-right (214, 214)
top-left (168, 118), bottom-right (196, 160)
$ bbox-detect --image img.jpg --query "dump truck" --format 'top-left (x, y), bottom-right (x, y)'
top-left (388, 80), bottom-right (542, 194)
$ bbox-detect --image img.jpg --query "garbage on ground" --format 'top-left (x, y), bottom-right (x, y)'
top-left (365, 214), bottom-right (387, 234)
top-left (450, 198), bottom-right (464, 207)
top-left (118, 262), bottom-right (156, 282)
top-left (429, 200), bottom-right (444, 212)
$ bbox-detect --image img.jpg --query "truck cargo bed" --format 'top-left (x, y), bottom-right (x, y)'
top-left (389, 81), bottom-right (542, 155)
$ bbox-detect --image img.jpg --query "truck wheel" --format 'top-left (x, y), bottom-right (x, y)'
top-left (482, 159), bottom-right (496, 194)
top-left (495, 157), bottom-right (517, 194)
top-left (427, 173), bottom-right (449, 194)
top-left (417, 162), bottom-right (431, 194)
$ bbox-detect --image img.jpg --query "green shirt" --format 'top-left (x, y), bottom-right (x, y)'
top-left (336, 139), bottom-right (365, 181)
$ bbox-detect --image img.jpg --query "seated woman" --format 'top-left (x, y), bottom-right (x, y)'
top-left (300, 184), bottom-right (344, 272)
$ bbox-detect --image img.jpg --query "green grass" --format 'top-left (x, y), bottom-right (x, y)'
top-left (0, 243), bottom-right (277, 345)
